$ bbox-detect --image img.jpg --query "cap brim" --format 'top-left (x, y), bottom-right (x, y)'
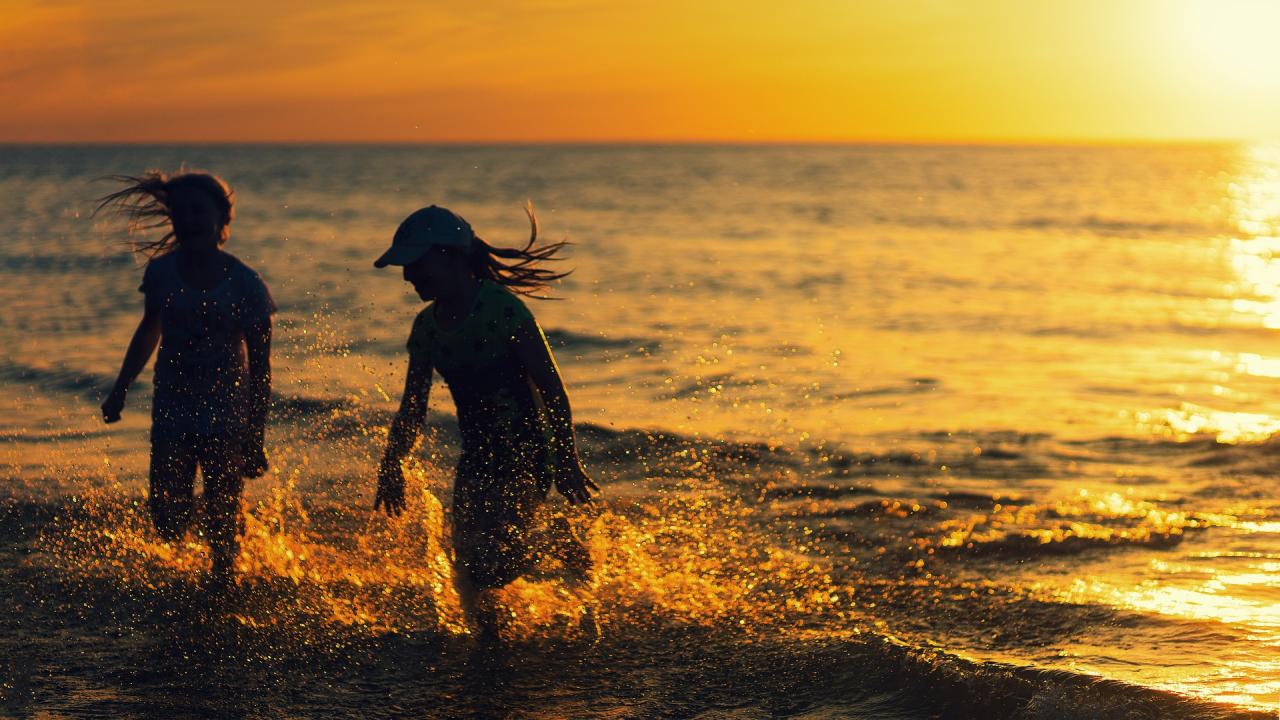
top-left (373, 244), bottom-right (428, 268)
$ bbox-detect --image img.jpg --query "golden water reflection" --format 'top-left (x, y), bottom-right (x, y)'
top-left (1064, 569), bottom-right (1280, 709)
top-left (1050, 508), bottom-right (1280, 709)
top-left (1227, 143), bottom-right (1280, 327)
top-left (1133, 403), bottom-right (1280, 443)
top-left (1139, 145), bottom-right (1280, 443)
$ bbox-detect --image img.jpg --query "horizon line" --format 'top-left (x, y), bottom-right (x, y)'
top-left (0, 136), bottom-right (1273, 148)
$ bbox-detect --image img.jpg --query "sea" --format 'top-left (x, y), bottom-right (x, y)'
top-left (2, 143), bottom-right (1280, 719)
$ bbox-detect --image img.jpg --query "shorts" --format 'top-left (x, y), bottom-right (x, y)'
top-left (451, 438), bottom-right (554, 589)
top-left (148, 428), bottom-right (245, 542)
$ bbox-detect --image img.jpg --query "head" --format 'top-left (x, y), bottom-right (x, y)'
top-left (375, 203), bottom-right (572, 301)
top-left (96, 171), bottom-right (234, 257)
top-left (402, 245), bottom-right (473, 301)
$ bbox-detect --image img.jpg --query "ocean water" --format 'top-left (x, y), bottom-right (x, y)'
top-left (3, 143), bottom-right (1280, 718)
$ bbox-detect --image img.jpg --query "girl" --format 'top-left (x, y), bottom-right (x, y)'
top-left (98, 171), bottom-right (275, 588)
top-left (372, 204), bottom-right (598, 631)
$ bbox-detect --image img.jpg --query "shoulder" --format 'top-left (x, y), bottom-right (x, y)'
top-left (139, 252), bottom-right (177, 294)
top-left (407, 303), bottom-right (437, 357)
top-left (413, 303), bottom-right (436, 330)
top-left (226, 253), bottom-right (269, 286)
top-left (478, 282), bottom-right (541, 344)
top-left (483, 281), bottom-right (535, 322)
top-left (224, 253), bottom-right (277, 316)
top-left (410, 304), bottom-right (439, 342)
top-left (144, 252), bottom-right (178, 275)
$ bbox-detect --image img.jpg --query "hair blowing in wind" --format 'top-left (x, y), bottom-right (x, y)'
top-left (470, 203), bottom-right (572, 298)
top-left (94, 171), bottom-right (235, 258)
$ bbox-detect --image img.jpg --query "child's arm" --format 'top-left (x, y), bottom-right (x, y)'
top-left (510, 321), bottom-right (600, 505)
top-left (102, 307), bottom-right (161, 423)
top-left (375, 354), bottom-right (433, 516)
top-left (242, 318), bottom-right (272, 477)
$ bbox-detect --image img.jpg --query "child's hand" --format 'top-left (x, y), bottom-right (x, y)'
top-left (101, 388), bottom-right (126, 423)
top-left (555, 457), bottom-right (600, 505)
top-left (375, 457), bottom-right (406, 516)
top-left (240, 425), bottom-right (269, 478)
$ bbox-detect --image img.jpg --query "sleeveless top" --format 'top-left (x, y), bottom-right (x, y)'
top-left (139, 252), bottom-right (276, 437)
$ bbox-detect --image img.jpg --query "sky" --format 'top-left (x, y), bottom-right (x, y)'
top-left (3, 0), bottom-right (1280, 143)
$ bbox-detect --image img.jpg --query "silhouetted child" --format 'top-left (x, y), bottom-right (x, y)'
top-left (98, 171), bottom-right (275, 588)
top-left (372, 204), bottom-right (597, 635)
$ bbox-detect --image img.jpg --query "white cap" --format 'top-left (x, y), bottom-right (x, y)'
top-left (373, 205), bottom-right (473, 268)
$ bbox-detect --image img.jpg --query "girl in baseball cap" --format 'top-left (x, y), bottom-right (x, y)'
top-left (372, 203), bottom-right (600, 639)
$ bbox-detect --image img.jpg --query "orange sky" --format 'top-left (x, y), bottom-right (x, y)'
top-left (3, 0), bottom-right (1280, 143)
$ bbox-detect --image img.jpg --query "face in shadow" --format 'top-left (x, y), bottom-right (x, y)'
top-left (169, 185), bottom-right (225, 253)
top-left (403, 247), bottom-right (470, 301)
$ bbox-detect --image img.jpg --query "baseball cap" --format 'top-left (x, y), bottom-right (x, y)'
top-left (373, 205), bottom-right (473, 268)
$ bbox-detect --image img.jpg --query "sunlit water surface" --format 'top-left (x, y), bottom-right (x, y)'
top-left (3, 143), bottom-right (1280, 718)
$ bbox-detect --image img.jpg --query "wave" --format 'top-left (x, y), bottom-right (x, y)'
top-left (829, 377), bottom-right (941, 401)
top-left (0, 252), bottom-right (132, 273)
top-left (543, 328), bottom-right (657, 352)
top-left (929, 523), bottom-right (1188, 558)
top-left (1014, 214), bottom-right (1223, 237)
top-left (883, 213), bottom-right (1229, 238)
top-left (668, 372), bottom-right (760, 399)
top-left (0, 359), bottom-right (119, 401)
top-left (826, 632), bottom-right (1265, 720)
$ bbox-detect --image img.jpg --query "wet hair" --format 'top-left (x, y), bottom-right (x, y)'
top-left (95, 170), bottom-right (234, 258)
top-left (465, 203), bottom-right (571, 298)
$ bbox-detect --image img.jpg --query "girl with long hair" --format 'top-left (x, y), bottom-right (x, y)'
top-left (98, 171), bottom-right (275, 588)
top-left (372, 204), bottom-right (598, 635)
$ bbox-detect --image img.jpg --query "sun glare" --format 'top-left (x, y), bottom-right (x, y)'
top-left (1226, 144), bottom-right (1280, 327)
top-left (1176, 1), bottom-right (1280, 92)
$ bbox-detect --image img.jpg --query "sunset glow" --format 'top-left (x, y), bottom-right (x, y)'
top-left (3, 0), bottom-right (1280, 142)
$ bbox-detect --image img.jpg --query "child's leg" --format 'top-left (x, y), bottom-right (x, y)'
top-left (200, 438), bottom-right (245, 579)
top-left (451, 558), bottom-right (493, 634)
top-left (451, 479), bottom-right (509, 639)
top-left (148, 434), bottom-right (197, 542)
